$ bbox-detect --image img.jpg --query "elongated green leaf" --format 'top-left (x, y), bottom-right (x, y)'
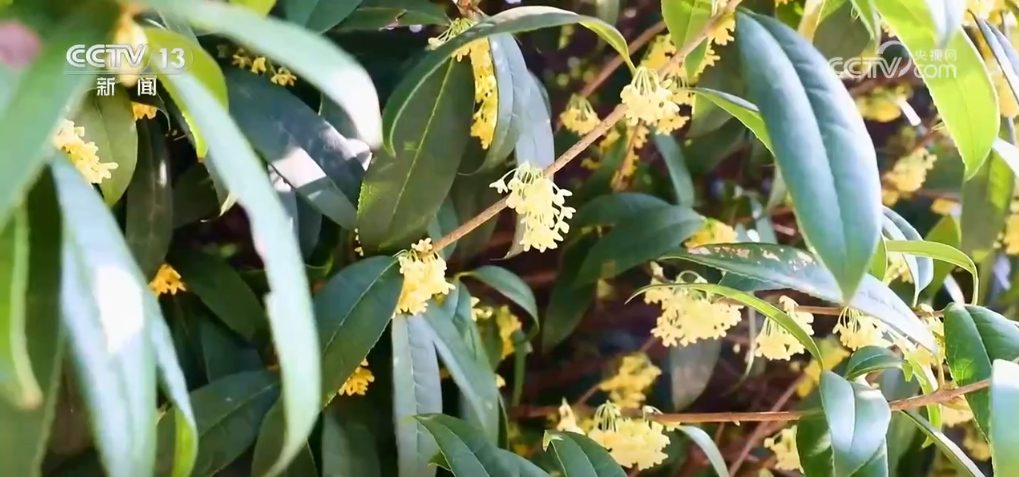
top-left (415, 414), bottom-right (515, 477)
top-left (358, 58), bottom-right (473, 252)
top-left (690, 88), bottom-right (772, 152)
top-left (73, 89), bottom-right (137, 206)
top-left (316, 256), bottom-right (401, 406)
top-left (168, 248), bottom-right (265, 340)
top-left (662, 0), bottom-right (711, 75)
top-left (498, 449), bottom-right (551, 477)
top-left (926, 0), bottom-right (966, 50)
top-left (879, 217), bottom-right (920, 304)
top-left (662, 243), bottom-right (936, 351)
top-left (198, 318), bottom-right (262, 381)
top-left (669, 338), bottom-right (720, 410)
top-left (544, 431), bottom-right (626, 477)
top-left (156, 371), bottom-right (280, 477)
top-left (569, 192), bottom-right (671, 232)
top-left (818, 372), bottom-right (890, 477)
top-left (281, 0), bottom-right (362, 32)
top-left (321, 412), bottom-right (382, 477)
top-left (464, 266), bottom-right (538, 327)
top-left (651, 133), bottom-right (695, 206)
top-left (676, 426), bottom-right (727, 477)
top-left (382, 6), bottom-right (632, 152)
top-left (881, 208), bottom-right (933, 294)
top-left (844, 346), bottom-right (903, 380)
top-left (876, 0), bottom-right (997, 178)
top-left (0, 2), bottom-right (117, 232)
top-left (125, 119), bottom-right (173, 279)
top-left (335, 0), bottom-right (448, 31)
top-left (924, 214), bottom-right (962, 298)
top-left (736, 12), bottom-right (881, 301)
top-left (51, 160), bottom-right (159, 477)
top-left (542, 237), bottom-right (597, 352)
top-left (634, 282), bottom-right (822, 361)
top-left (473, 34), bottom-right (520, 173)
top-left (0, 174), bottom-right (64, 477)
top-left (870, 238), bottom-right (888, 281)
top-left (884, 240), bottom-right (978, 304)
top-left (944, 304), bottom-right (1019, 437)
top-left (900, 411), bottom-right (983, 477)
top-left (0, 206), bottom-right (37, 408)
top-left (224, 68), bottom-right (363, 228)
top-left (149, 316), bottom-right (198, 477)
top-left (394, 316), bottom-right (443, 477)
top-left (577, 206), bottom-right (704, 285)
top-left (172, 2), bottom-right (382, 149)
top-left (991, 360), bottom-right (1019, 477)
top-left (159, 69), bottom-right (320, 477)
top-left (962, 132), bottom-right (1014, 265)
top-left (976, 19), bottom-right (1019, 103)
top-left (422, 284), bottom-right (499, 441)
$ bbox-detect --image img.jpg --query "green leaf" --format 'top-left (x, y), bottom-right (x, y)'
top-left (875, 0), bottom-right (998, 178)
top-left (569, 192), bottom-right (670, 232)
top-left (651, 133), bottom-right (696, 206)
top-left (421, 285), bottom-right (499, 441)
top-left (669, 338), bottom-right (720, 410)
top-left (544, 431), bottom-right (626, 477)
top-left (143, 27), bottom-right (228, 161)
top-left (156, 371), bottom-right (280, 477)
top-left (542, 237), bottom-right (597, 352)
top-left (175, 1), bottom-right (383, 149)
top-left (676, 426), bottom-right (727, 477)
top-left (0, 205), bottom-right (37, 408)
top-left (923, 214), bottom-right (962, 298)
top-left (357, 58), bottom-right (473, 253)
top-left (844, 346), bottom-right (903, 380)
top-left (280, 0), bottom-right (362, 31)
top-left (633, 282), bottom-right (822, 361)
top-left (690, 88), bottom-right (772, 152)
top-left (125, 120), bottom-right (173, 279)
top-left (961, 131), bottom-right (1014, 265)
top-left (883, 240), bottom-right (978, 305)
top-left (149, 317), bottom-right (198, 477)
top-left (394, 315), bottom-right (443, 477)
top-left (159, 68), bottom-right (321, 477)
top-left (321, 412), bottom-right (383, 477)
top-left (415, 414), bottom-right (516, 477)
top-left (316, 256), bottom-right (401, 406)
top-left (975, 19), bottom-right (1019, 103)
top-left (168, 248), bottom-right (266, 341)
top-left (881, 208), bottom-right (933, 294)
top-left (381, 6), bottom-right (632, 152)
top-left (900, 411), bottom-right (983, 477)
top-left (813, 0), bottom-right (872, 60)
top-left (990, 360), bottom-right (1019, 477)
top-left (944, 304), bottom-right (1019, 437)
top-left (471, 34), bottom-right (521, 174)
top-left (817, 372), bottom-right (891, 477)
top-left (72, 90), bottom-right (137, 206)
top-left (661, 243), bottom-right (936, 351)
top-left (224, 68), bottom-right (363, 228)
top-left (735, 12), bottom-right (881, 301)
top-left (464, 266), bottom-right (538, 329)
top-left (197, 318), bottom-right (262, 381)
top-left (51, 159), bottom-right (162, 477)
top-left (497, 449), bottom-right (551, 477)
top-left (869, 237), bottom-right (888, 281)
top-left (576, 205), bottom-right (704, 285)
top-left (662, 0), bottom-right (711, 72)
top-left (0, 174), bottom-right (64, 477)
top-left (170, 163), bottom-right (218, 228)
top-left (335, 0), bottom-right (448, 31)
top-left (0, 1), bottom-right (118, 231)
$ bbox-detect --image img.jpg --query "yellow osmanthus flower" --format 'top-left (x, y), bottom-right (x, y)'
top-left (353, 229), bottom-right (365, 257)
top-left (685, 219), bottom-right (738, 248)
top-left (962, 423), bottom-right (991, 460)
top-left (131, 102), bottom-right (157, 121)
top-left (645, 265), bottom-right (744, 347)
top-left (598, 353), bottom-right (661, 409)
top-left (708, 13), bottom-right (735, 46)
top-left (882, 148), bottom-right (938, 206)
top-left (941, 394), bottom-right (974, 427)
top-left (834, 308), bottom-right (890, 350)
top-left (490, 163), bottom-right (576, 253)
top-left (339, 360), bottom-right (374, 396)
top-left (764, 426), bottom-right (802, 472)
top-left (856, 85), bottom-right (910, 123)
top-left (232, 48), bottom-right (253, 68)
top-left (620, 67), bottom-right (681, 127)
top-left (556, 399), bottom-right (586, 434)
top-left (755, 296), bottom-right (814, 361)
top-left (794, 339), bottom-right (850, 397)
top-left (884, 252), bottom-right (914, 284)
top-left (395, 239), bottom-right (455, 316)
top-left (149, 263), bottom-right (186, 296)
top-left (428, 18), bottom-right (477, 61)
top-left (251, 57), bottom-right (268, 75)
top-left (52, 119), bottom-right (119, 185)
top-left (270, 67), bottom-right (297, 87)
top-left (431, 19), bottom-right (499, 149)
top-left (470, 296), bottom-right (495, 321)
top-left (494, 305), bottom-right (523, 360)
top-left (641, 35), bottom-right (675, 73)
top-left (587, 404), bottom-right (669, 470)
top-left (560, 94), bottom-right (600, 135)
top-left (495, 375), bottom-right (506, 389)
top-left (930, 198), bottom-right (958, 216)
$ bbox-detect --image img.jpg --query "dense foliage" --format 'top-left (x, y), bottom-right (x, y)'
top-left (3, 0), bottom-right (1019, 477)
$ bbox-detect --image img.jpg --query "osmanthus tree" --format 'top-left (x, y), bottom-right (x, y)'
top-left (3, 0), bottom-right (1019, 476)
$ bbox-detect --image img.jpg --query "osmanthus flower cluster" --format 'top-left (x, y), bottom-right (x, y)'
top-left (554, 402), bottom-right (670, 471)
top-left (833, 308), bottom-right (891, 351)
top-left (395, 239), bottom-right (456, 316)
top-left (149, 263), bottom-right (186, 297)
top-left (224, 47), bottom-right (298, 86)
top-left (429, 18), bottom-right (499, 149)
top-left (684, 218), bottom-right (738, 249)
top-left (765, 426), bottom-right (802, 472)
top-left (881, 147), bottom-right (938, 206)
top-left (755, 296), bottom-right (815, 361)
top-left (131, 102), bottom-right (158, 121)
top-left (597, 352), bottom-right (662, 409)
top-left (339, 360), bottom-right (375, 396)
top-left (644, 262), bottom-right (743, 347)
top-left (855, 85), bottom-right (911, 123)
top-left (471, 298), bottom-right (523, 361)
top-left (52, 119), bottom-right (119, 185)
top-left (490, 163), bottom-right (576, 252)
top-left (559, 94), bottom-right (600, 135)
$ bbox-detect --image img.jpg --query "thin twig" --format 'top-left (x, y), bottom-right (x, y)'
top-left (728, 378), bottom-right (800, 476)
top-left (579, 21), bottom-right (667, 98)
top-left (432, 1), bottom-right (743, 253)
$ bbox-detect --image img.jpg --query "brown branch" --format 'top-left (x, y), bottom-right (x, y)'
top-left (728, 378), bottom-right (801, 476)
top-left (577, 21), bottom-right (667, 98)
top-left (432, 1), bottom-right (744, 253)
